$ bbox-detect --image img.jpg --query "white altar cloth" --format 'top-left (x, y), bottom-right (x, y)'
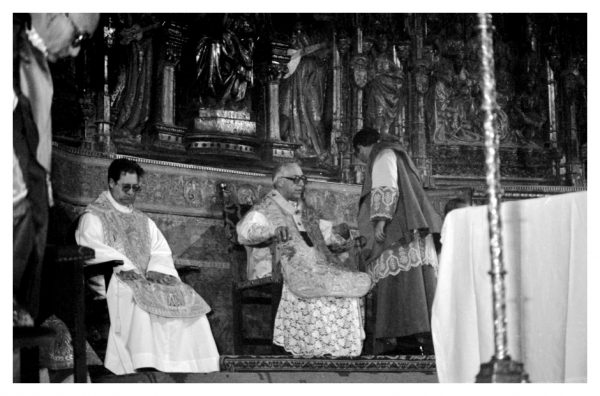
top-left (432, 192), bottom-right (586, 383)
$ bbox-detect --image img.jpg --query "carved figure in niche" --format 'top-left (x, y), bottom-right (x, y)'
top-left (442, 21), bottom-right (467, 76)
top-left (184, 178), bottom-right (203, 207)
top-left (495, 92), bottom-right (512, 143)
top-left (363, 31), bottom-right (405, 136)
top-left (446, 73), bottom-right (481, 143)
top-left (426, 49), bottom-right (455, 143)
top-left (236, 184), bottom-right (257, 206)
top-left (279, 21), bottom-right (331, 161)
top-left (194, 14), bottom-right (255, 111)
top-left (464, 19), bottom-right (482, 78)
top-left (513, 75), bottom-right (547, 143)
top-left (561, 55), bottom-right (587, 153)
top-left (494, 31), bottom-right (516, 99)
top-left (111, 14), bottom-right (162, 142)
top-left (350, 55), bottom-right (368, 89)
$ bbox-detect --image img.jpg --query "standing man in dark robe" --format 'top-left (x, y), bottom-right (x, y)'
top-left (13, 13), bottom-right (100, 325)
top-left (353, 127), bottom-right (442, 354)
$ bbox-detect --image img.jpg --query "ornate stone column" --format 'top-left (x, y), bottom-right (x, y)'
top-left (347, 27), bottom-right (370, 184)
top-left (330, 30), bottom-right (342, 167)
top-left (409, 14), bottom-right (434, 187)
top-left (82, 15), bottom-right (115, 153)
top-left (335, 30), bottom-right (353, 182)
top-left (560, 55), bottom-right (586, 187)
top-left (258, 41), bottom-right (300, 162)
top-left (152, 20), bottom-right (187, 153)
top-left (351, 27), bottom-right (367, 134)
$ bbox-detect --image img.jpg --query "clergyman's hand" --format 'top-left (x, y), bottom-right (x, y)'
top-left (332, 222), bottom-right (351, 239)
top-left (374, 220), bottom-right (387, 243)
top-left (146, 271), bottom-right (178, 285)
top-left (118, 270), bottom-right (142, 281)
top-left (274, 226), bottom-right (290, 242)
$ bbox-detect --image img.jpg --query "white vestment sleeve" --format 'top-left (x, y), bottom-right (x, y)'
top-left (372, 149), bottom-right (398, 189)
top-left (236, 210), bottom-right (275, 245)
top-left (370, 149), bottom-right (400, 221)
top-left (75, 212), bottom-right (136, 272)
top-left (145, 219), bottom-right (179, 278)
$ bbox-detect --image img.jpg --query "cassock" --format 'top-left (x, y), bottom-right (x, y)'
top-left (358, 142), bottom-right (441, 341)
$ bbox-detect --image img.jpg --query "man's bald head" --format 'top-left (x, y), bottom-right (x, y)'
top-left (30, 13), bottom-right (100, 62)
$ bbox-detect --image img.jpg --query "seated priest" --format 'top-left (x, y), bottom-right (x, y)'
top-left (236, 162), bottom-right (372, 357)
top-left (75, 158), bottom-right (220, 375)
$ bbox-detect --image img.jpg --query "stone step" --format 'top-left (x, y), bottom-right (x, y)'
top-left (91, 355), bottom-right (437, 383)
top-left (220, 355), bottom-right (436, 373)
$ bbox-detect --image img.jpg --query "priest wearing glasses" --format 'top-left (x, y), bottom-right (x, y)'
top-left (76, 158), bottom-right (220, 374)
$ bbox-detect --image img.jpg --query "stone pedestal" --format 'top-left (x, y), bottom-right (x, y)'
top-left (95, 121), bottom-right (115, 153)
top-left (151, 20), bottom-right (187, 154)
top-left (476, 356), bottom-right (529, 383)
top-left (258, 141), bottom-right (301, 163)
top-left (153, 123), bottom-right (187, 153)
top-left (193, 109), bottom-right (257, 136)
top-left (187, 109), bottom-right (260, 160)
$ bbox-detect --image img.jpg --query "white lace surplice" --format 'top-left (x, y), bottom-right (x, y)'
top-left (273, 284), bottom-right (364, 357)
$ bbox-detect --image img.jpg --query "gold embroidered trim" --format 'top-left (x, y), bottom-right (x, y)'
top-left (370, 186), bottom-right (398, 220)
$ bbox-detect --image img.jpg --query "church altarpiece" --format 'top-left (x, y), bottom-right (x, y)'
top-left (48, 13), bottom-right (586, 354)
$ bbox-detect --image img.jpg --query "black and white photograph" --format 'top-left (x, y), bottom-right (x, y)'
top-left (8, 1), bottom-right (591, 388)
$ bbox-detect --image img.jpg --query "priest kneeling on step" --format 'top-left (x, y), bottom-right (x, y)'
top-left (237, 162), bottom-right (372, 357)
top-left (76, 158), bottom-right (220, 375)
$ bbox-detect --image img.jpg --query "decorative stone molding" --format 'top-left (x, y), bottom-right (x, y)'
top-left (153, 123), bottom-right (187, 153)
top-left (220, 355), bottom-right (437, 373)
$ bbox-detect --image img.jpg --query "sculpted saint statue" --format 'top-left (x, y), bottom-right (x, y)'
top-left (194, 14), bottom-right (255, 111)
top-left (363, 33), bottom-right (404, 136)
top-left (279, 22), bottom-right (331, 161)
top-left (112, 14), bottom-right (162, 141)
top-left (513, 76), bottom-right (547, 143)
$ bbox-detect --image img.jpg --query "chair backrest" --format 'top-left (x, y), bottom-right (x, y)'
top-left (70, 214), bottom-right (121, 292)
top-left (220, 183), bottom-right (255, 282)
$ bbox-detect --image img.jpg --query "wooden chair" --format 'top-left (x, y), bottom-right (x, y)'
top-left (33, 211), bottom-right (120, 383)
top-left (13, 244), bottom-right (115, 383)
top-left (13, 320), bottom-right (56, 382)
top-left (219, 183), bottom-right (283, 355)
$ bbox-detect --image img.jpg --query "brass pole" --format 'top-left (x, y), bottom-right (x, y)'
top-left (475, 13), bottom-right (528, 383)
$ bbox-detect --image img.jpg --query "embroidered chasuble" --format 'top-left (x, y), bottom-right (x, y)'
top-left (87, 192), bottom-right (151, 273)
top-left (86, 191), bottom-right (210, 318)
top-left (77, 191), bottom-right (220, 374)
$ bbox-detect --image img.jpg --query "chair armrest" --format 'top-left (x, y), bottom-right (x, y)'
top-left (83, 260), bottom-right (122, 293)
top-left (45, 245), bottom-right (95, 263)
top-left (328, 239), bottom-right (355, 254)
top-left (269, 241), bottom-right (282, 284)
top-left (249, 236), bottom-right (276, 249)
top-left (83, 260), bottom-right (122, 279)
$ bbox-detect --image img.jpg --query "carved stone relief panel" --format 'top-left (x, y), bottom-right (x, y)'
top-left (423, 14), bottom-right (551, 148)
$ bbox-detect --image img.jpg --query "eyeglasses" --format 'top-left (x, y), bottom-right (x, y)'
top-left (281, 175), bottom-right (308, 185)
top-left (65, 13), bottom-right (90, 48)
top-left (119, 184), bottom-right (142, 193)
